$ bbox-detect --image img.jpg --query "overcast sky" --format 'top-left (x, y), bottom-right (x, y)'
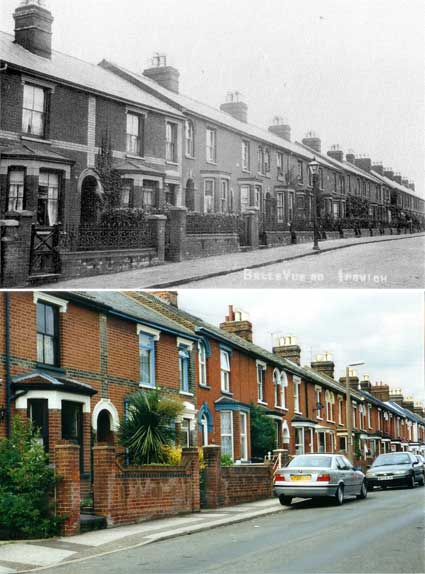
top-left (1, 0), bottom-right (423, 197)
top-left (178, 289), bottom-right (425, 403)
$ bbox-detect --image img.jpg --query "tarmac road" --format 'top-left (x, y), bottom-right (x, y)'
top-left (39, 485), bottom-right (425, 574)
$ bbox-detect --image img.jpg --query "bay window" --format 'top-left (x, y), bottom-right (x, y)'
top-left (220, 411), bottom-right (233, 458)
top-left (8, 169), bottom-right (25, 212)
top-left (37, 171), bottom-right (59, 226)
top-left (240, 412), bottom-right (248, 461)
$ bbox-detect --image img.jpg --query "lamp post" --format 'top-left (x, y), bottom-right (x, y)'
top-left (308, 158), bottom-right (320, 251)
top-left (345, 361), bottom-right (365, 462)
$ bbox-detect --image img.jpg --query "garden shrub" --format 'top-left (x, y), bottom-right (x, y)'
top-left (220, 454), bottom-right (234, 467)
top-left (250, 404), bottom-right (276, 460)
top-left (0, 418), bottom-right (62, 540)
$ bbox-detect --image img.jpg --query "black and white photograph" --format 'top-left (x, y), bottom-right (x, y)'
top-left (0, 1), bottom-right (424, 573)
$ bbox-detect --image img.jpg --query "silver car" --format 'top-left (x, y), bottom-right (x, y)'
top-left (273, 453), bottom-right (367, 506)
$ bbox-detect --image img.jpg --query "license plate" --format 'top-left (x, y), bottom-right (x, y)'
top-left (291, 475), bottom-right (311, 481)
top-left (378, 476), bottom-right (393, 480)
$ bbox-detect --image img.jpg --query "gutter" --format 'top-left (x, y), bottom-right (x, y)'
top-left (4, 292), bottom-right (11, 437)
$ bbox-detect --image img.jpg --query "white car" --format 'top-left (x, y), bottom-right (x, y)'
top-left (274, 453), bottom-right (367, 506)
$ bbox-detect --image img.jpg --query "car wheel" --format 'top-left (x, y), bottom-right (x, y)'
top-left (279, 495), bottom-right (292, 506)
top-left (335, 485), bottom-right (344, 505)
top-left (407, 474), bottom-right (415, 489)
top-left (418, 475), bottom-right (425, 487)
top-left (381, 485), bottom-right (387, 490)
top-left (357, 481), bottom-right (367, 500)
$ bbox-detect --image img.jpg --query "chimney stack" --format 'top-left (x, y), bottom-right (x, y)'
top-left (402, 396), bottom-right (415, 412)
top-left (273, 336), bottom-right (301, 366)
top-left (413, 403), bottom-right (425, 417)
top-left (408, 181), bottom-right (416, 191)
top-left (354, 155), bottom-right (372, 173)
top-left (310, 352), bottom-right (335, 379)
top-left (339, 369), bottom-right (360, 391)
top-left (143, 53), bottom-right (180, 93)
top-left (389, 388), bottom-right (404, 405)
top-left (220, 305), bottom-right (253, 342)
top-left (268, 116), bottom-right (291, 141)
top-left (372, 162), bottom-right (383, 175)
top-left (14, 0), bottom-right (54, 59)
top-left (383, 168), bottom-right (394, 180)
top-left (393, 172), bottom-right (402, 184)
top-left (220, 91), bottom-right (248, 123)
top-left (401, 178), bottom-right (409, 188)
top-left (327, 145), bottom-right (344, 163)
top-left (151, 291), bottom-right (179, 307)
top-left (359, 374), bottom-right (371, 392)
top-left (346, 151), bottom-right (356, 164)
top-left (302, 131), bottom-right (321, 154)
top-left (369, 383), bottom-right (390, 402)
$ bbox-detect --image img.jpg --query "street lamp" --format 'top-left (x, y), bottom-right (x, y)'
top-left (308, 158), bottom-right (320, 251)
top-left (345, 361), bottom-right (365, 462)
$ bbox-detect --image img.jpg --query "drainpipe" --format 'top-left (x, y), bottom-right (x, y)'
top-left (4, 292), bottom-right (11, 437)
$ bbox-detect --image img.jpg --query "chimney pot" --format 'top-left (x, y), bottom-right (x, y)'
top-left (268, 116), bottom-right (291, 141)
top-left (143, 53), bottom-right (180, 93)
top-left (220, 91), bottom-right (248, 123)
top-left (302, 131), bottom-right (321, 154)
top-left (220, 306), bottom-right (253, 342)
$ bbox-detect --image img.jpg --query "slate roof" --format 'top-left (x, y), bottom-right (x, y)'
top-left (298, 142), bottom-right (383, 185)
top-left (100, 60), bottom-right (337, 170)
top-left (55, 291), bottom-right (195, 338)
top-left (0, 142), bottom-right (74, 163)
top-left (13, 371), bottom-right (97, 396)
top-left (0, 30), bottom-right (183, 118)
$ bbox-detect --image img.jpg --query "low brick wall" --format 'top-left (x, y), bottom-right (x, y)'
top-left (263, 230), bottom-right (292, 246)
top-left (341, 228), bottom-right (356, 238)
top-left (203, 446), bottom-right (273, 509)
top-left (182, 233), bottom-right (240, 260)
top-left (390, 227), bottom-right (398, 235)
top-left (359, 228), bottom-right (371, 237)
top-left (221, 464), bottom-right (273, 506)
top-left (323, 231), bottom-right (341, 240)
top-left (93, 446), bottom-right (200, 527)
top-left (293, 231), bottom-right (314, 244)
top-left (61, 248), bottom-right (159, 279)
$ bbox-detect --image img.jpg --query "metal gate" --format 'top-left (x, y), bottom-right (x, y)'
top-left (29, 224), bottom-right (61, 277)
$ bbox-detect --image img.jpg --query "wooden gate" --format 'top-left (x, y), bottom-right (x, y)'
top-left (29, 224), bottom-right (61, 278)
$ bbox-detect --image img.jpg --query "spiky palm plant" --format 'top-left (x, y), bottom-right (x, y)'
top-left (119, 390), bottom-right (184, 465)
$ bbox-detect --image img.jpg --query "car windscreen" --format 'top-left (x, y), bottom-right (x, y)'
top-left (287, 456), bottom-right (332, 468)
top-left (372, 454), bottom-right (411, 466)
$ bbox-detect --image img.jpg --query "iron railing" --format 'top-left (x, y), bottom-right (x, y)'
top-left (61, 224), bottom-right (154, 252)
top-left (186, 213), bottom-right (240, 235)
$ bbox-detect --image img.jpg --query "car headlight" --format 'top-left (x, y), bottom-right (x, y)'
top-left (366, 472), bottom-right (376, 477)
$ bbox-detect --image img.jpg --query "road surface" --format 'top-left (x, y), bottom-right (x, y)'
top-left (183, 235), bottom-right (424, 288)
top-left (40, 486), bottom-right (425, 574)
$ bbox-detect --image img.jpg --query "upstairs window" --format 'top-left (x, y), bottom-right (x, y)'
top-left (198, 342), bottom-right (207, 387)
top-left (297, 160), bottom-right (303, 183)
top-left (257, 362), bottom-right (266, 402)
top-left (8, 168), bottom-right (25, 212)
top-left (37, 171), bottom-right (59, 226)
top-left (36, 301), bottom-right (59, 366)
top-left (315, 387), bottom-right (322, 419)
top-left (220, 349), bottom-right (231, 393)
top-left (22, 83), bottom-right (47, 138)
top-left (257, 146), bottom-right (264, 174)
top-left (139, 333), bottom-right (155, 387)
top-left (206, 128), bottom-right (217, 163)
top-left (277, 152), bottom-right (284, 175)
top-left (185, 120), bottom-right (194, 157)
top-left (166, 122), bottom-right (178, 162)
top-left (126, 113), bottom-right (143, 156)
top-left (179, 345), bottom-right (190, 394)
top-left (264, 149), bottom-right (271, 173)
top-left (242, 140), bottom-right (250, 170)
top-left (294, 378), bottom-right (301, 413)
top-left (338, 397), bottom-right (343, 425)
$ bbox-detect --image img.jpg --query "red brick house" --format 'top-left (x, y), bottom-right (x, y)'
top-left (0, 290), bottom-right (198, 495)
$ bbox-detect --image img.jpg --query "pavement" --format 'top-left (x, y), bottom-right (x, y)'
top-left (43, 232), bottom-right (424, 289)
top-left (28, 486), bottom-right (425, 574)
top-left (0, 498), bottom-right (284, 573)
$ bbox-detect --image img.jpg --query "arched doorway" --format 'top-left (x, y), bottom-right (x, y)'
top-left (78, 169), bottom-right (103, 226)
top-left (96, 409), bottom-right (114, 444)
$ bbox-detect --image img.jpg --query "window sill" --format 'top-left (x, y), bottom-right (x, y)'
top-left (257, 400), bottom-right (268, 406)
top-left (166, 161), bottom-right (179, 167)
top-left (126, 153), bottom-right (144, 160)
top-left (274, 405), bottom-right (288, 411)
top-left (221, 390), bottom-right (233, 397)
top-left (21, 135), bottom-right (51, 144)
top-left (206, 160), bottom-right (217, 166)
top-left (241, 169), bottom-right (250, 174)
top-left (139, 382), bottom-right (156, 390)
top-left (179, 391), bottom-right (194, 397)
top-left (36, 363), bottom-right (66, 375)
top-left (199, 384), bottom-right (211, 390)
top-left (185, 154), bottom-right (195, 160)
top-left (294, 411), bottom-right (302, 415)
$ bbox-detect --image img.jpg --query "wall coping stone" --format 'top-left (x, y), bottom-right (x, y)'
top-left (0, 220), bottom-right (19, 227)
top-left (5, 210), bottom-right (34, 218)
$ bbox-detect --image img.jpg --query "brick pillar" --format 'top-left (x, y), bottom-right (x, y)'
top-left (181, 447), bottom-right (200, 512)
top-left (233, 411), bottom-right (241, 461)
top-left (203, 445), bottom-right (221, 509)
top-left (147, 214), bottom-right (167, 263)
top-left (48, 409), bottom-right (62, 461)
top-left (1, 211), bottom-right (34, 287)
top-left (244, 208), bottom-right (259, 250)
top-left (55, 443), bottom-right (80, 536)
top-left (168, 206), bottom-right (187, 262)
top-left (93, 445), bottom-right (116, 526)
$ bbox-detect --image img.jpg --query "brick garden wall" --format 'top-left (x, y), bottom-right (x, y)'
top-left (93, 445), bottom-right (200, 527)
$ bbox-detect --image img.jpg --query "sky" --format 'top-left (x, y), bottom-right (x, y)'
top-left (1, 0), bottom-right (423, 197)
top-left (178, 289), bottom-right (425, 403)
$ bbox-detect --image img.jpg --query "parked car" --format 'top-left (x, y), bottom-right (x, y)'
top-left (366, 452), bottom-right (425, 489)
top-left (415, 454), bottom-right (425, 472)
top-left (273, 453), bottom-right (367, 506)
